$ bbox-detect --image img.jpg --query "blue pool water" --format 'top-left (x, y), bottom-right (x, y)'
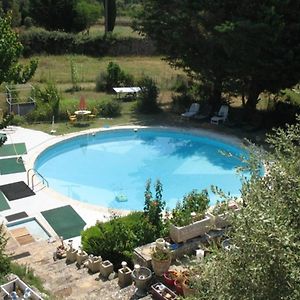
top-left (35, 129), bottom-right (248, 210)
top-left (7, 218), bottom-right (50, 241)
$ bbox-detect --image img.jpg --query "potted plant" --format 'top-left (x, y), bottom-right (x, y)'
top-left (163, 270), bottom-right (178, 287)
top-left (172, 269), bottom-right (189, 296)
top-left (151, 245), bottom-right (172, 276)
top-left (169, 190), bottom-right (212, 243)
top-left (182, 277), bottom-right (197, 297)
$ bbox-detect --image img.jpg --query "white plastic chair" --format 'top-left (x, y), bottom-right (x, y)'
top-left (181, 103), bottom-right (200, 118)
top-left (210, 105), bottom-right (229, 124)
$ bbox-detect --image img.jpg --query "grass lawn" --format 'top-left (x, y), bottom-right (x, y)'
top-left (20, 55), bottom-right (182, 90)
top-left (87, 24), bottom-right (141, 38)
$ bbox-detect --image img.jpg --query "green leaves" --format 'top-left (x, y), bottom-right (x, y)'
top-left (190, 117), bottom-right (300, 299)
top-left (0, 14), bottom-right (37, 85)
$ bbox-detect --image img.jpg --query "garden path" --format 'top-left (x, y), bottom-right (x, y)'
top-left (8, 238), bottom-right (153, 300)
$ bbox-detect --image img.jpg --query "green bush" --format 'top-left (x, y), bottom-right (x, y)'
top-left (20, 28), bottom-right (157, 57)
top-left (81, 181), bottom-right (168, 268)
top-left (10, 114), bottom-right (26, 126)
top-left (26, 83), bottom-right (61, 122)
top-left (136, 76), bottom-right (160, 113)
top-left (95, 61), bottom-right (135, 93)
top-left (82, 212), bottom-right (142, 267)
top-left (99, 99), bottom-right (121, 117)
top-left (95, 72), bottom-right (107, 92)
top-left (171, 190), bottom-right (210, 227)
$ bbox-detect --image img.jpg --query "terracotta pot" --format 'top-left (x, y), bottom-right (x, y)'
top-left (163, 270), bottom-right (178, 287)
top-left (174, 280), bottom-right (183, 296)
top-left (151, 256), bottom-right (171, 277)
top-left (182, 279), bottom-right (195, 297)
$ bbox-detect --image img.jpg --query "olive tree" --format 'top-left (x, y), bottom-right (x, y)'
top-left (190, 117), bottom-right (300, 299)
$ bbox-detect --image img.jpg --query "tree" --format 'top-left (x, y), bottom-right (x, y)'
top-left (0, 0), bottom-right (21, 26)
top-left (134, 0), bottom-right (300, 111)
top-left (29, 0), bottom-right (101, 32)
top-left (74, 0), bottom-right (101, 33)
top-left (0, 222), bottom-right (11, 280)
top-left (0, 13), bottom-right (37, 85)
top-left (190, 116), bottom-right (300, 299)
top-left (103, 0), bottom-right (116, 34)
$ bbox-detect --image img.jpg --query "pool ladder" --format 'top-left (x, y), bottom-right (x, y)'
top-left (27, 168), bottom-right (49, 191)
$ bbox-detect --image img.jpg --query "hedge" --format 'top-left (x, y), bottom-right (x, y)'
top-left (20, 27), bottom-right (157, 57)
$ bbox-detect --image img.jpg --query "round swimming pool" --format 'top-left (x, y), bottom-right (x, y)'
top-left (35, 128), bottom-right (248, 210)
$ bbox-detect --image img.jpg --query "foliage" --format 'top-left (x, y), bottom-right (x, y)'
top-left (10, 263), bottom-right (48, 295)
top-left (81, 211), bottom-right (158, 267)
top-left (0, 223), bottom-right (11, 282)
top-left (0, 0), bottom-right (21, 27)
top-left (171, 190), bottom-right (210, 227)
top-left (189, 117), bottom-right (300, 299)
top-left (74, 0), bottom-right (101, 32)
top-left (136, 76), bottom-right (160, 113)
top-left (103, 0), bottom-right (116, 33)
top-left (134, 0), bottom-right (300, 111)
top-left (95, 61), bottom-right (134, 92)
top-left (69, 57), bottom-right (81, 93)
top-left (81, 181), bottom-right (167, 267)
top-left (0, 13), bottom-right (37, 85)
top-left (28, 0), bottom-right (101, 33)
top-left (211, 200), bottom-right (231, 216)
top-left (151, 246), bottom-right (171, 261)
top-left (98, 99), bottom-right (121, 117)
top-left (0, 113), bottom-right (14, 130)
top-left (26, 82), bottom-right (60, 122)
top-left (143, 179), bottom-right (166, 237)
top-left (20, 28), bottom-right (156, 57)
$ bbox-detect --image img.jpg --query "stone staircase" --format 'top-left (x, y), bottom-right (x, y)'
top-left (8, 239), bottom-right (153, 300)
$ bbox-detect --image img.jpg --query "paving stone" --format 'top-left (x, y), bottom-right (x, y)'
top-left (7, 240), bottom-right (156, 299)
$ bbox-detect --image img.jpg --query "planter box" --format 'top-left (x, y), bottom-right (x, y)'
top-left (1, 276), bottom-right (43, 299)
top-left (100, 260), bottom-right (114, 278)
top-left (66, 248), bottom-right (78, 263)
top-left (169, 215), bottom-right (213, 243)
top-left (207, 208), bottom-right (240, 229)
top-left (151, 282), bottom-right (178, 300)
top-left (118, 266), bottom-right (132, 288)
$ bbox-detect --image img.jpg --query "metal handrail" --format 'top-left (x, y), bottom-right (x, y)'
top-left (27, 168), bottom-right (49, 190)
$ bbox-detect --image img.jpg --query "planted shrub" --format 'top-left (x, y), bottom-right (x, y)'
top-left (95, 72), bottom-right (107, 92)
top-left (143, 179), bottom-right (166, 237)
top-left (81, 181), bottom-right (168, 267)
top-left (171, 190), bottom-right (210, 227)
top-left (136, 76), bottom-right (160, 113)
top-left (96, 61), bottom-right (134, 93)
top-left (26, 83), bottom-right (61, 122)
top-left (82, 212), bottom-right (145, 268)
top-left (20, 28), bottom-right (156, 57)
top-left (99, 99), bottom-right (121, 117)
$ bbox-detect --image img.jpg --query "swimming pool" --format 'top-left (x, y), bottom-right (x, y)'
top-left (35, 128), bottom-right (248, 210)
top-left (7, 217), bottom-right (50, 241)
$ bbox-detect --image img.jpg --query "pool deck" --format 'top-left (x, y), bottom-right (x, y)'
top-left (0, 125), bottom-right (243, 249)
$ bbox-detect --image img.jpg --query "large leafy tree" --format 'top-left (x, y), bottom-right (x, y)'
top-left (0, 0), bottom-right (21, 26)
top-left (189, 117), bottom-right (300, 299)
top-left (29, 0), bottom-right (101, 32)
top-left (134, 0), bottom-right (300, 110)
top-left (0, 13), bottom-right (37, 85)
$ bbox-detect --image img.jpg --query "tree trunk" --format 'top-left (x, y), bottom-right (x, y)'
top-left (245, 82), bottom-right (261, 112)
top-left (210, 80), bottom-right (222, 111)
